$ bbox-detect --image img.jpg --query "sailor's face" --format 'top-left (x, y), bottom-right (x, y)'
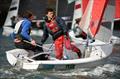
top-left (47, 12), bottom-right (54, 19)
top-left (30, 15), bottom-right (34, 20)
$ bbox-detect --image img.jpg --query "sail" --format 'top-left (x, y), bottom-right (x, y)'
top-left (71, 0), bottom-right (89, 29)
top-left (79, 0), bottom-right (93, 33)
top-left (79, 0), bottom-right (108, 37)
top-left (3, 0), bottom-right (20, 27)
top-left (95, 0), bottom-right (115, 42)
top-left (82, 0), bottom-right (89, 14)
top-left (115, 0), bottom-right (120, 19)
top-left (71, 0), bottom-right (82, 29)
top-left (2, 0), bottom-right (20, 36)
top-left (88, 0), bottom-right (108, 37)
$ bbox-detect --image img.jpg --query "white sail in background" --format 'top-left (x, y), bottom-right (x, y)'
top-left (3, 0), bottom-right (20, 27)
top-left (2, 0), bottom-right (20, 36)
top-left (71, 0), bottom-right (82, 29)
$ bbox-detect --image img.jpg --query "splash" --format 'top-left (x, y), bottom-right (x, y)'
top-left (51, 64), bottom-right (120, 78)
top-left (88, 64), bottom-right (120, 76)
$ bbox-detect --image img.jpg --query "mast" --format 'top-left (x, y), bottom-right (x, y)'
top-left (56, 0), bottom-right (59, 17)
top-left (2, 0), bottom-right (20, 36)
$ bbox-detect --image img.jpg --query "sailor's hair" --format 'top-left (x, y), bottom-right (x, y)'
top-left (45, 8), bottom-right (55, 15)
top-left (21, 10), bottom-right (33, 19)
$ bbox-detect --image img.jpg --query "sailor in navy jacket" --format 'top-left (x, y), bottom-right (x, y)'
top-left (40, 8), bottom-right (81, 59)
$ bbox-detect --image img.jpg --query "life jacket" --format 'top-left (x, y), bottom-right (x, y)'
top-left (14, 20), bottom-right (31, 40)
top-left (46, 20), bottom-right (64, 40)
top-left (14, 20), bottom-right (24, 34)
top-left (46, 21), bottom-right (60, 33)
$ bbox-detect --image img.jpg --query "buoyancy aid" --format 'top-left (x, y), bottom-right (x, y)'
top-left (14, 20), bottom-right (31, 41)
top-left (14, 20), bottom-right (24, 34)
top-left (46, 21), bottom-right (60, 33)
top-left (46, 20), bottom-right (64, 40)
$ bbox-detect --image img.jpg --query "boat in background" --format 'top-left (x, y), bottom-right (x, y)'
top-left (2, 0), bottom-right (20, 36)
top-left (2, 0), bottom-right (44, 37)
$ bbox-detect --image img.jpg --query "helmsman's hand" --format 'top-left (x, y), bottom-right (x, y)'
top-left (31, 40), bottom-right (36, 46)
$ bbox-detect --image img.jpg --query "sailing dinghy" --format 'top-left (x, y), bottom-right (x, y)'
top-left (6, 0), bottom-right (114, 70)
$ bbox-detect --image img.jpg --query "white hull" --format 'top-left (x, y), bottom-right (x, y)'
top-left (6, 41), bottom-right (113, 70)
top-left (111, 30), bottom-right (120, 44)
top-left (111, 36), bottom-right (120, 44)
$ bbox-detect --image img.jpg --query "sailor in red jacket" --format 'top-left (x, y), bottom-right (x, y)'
top-left (41, 8), bottom-right (82, 59)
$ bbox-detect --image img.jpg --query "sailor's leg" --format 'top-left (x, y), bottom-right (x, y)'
top-left (71, 44), bottom-right (82, 58)
top-left (54, 36), bottom-right (64, 60)
top-left (14, 41), bottom-right (35, 50)
top-left (15, 41), bottom-right (44, 56)
top-left (64, 38), bottom-right (82, 58)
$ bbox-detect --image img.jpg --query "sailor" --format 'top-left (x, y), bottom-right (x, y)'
top-left (73, 18), bottom-right (95, 43)
top-left (40, 8), bottom-right (82, 60)
top-left (12, 11), bottom-right (48, 60)
top-left (73, 18), bottom-right (87, 39)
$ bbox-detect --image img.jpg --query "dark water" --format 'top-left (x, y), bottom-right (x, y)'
top-left (0, 28), bottom-right (120, 79)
